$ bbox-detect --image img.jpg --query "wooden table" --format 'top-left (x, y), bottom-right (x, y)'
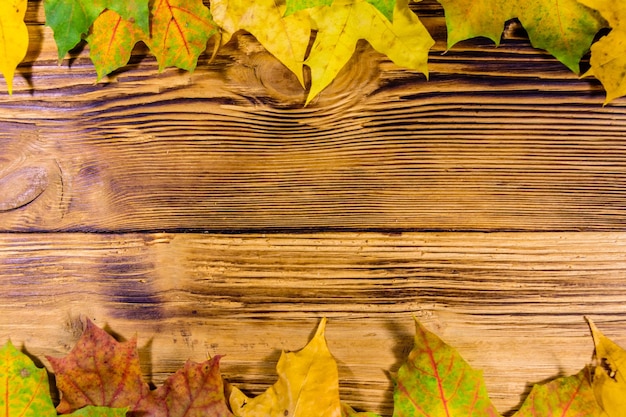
top-left (1, 1), bottom-right (626, 415)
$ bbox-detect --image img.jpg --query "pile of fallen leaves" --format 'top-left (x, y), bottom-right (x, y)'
top-left (2, 317), bottom-right (624, 416)
top-left (0, 0), bottom-right (625, 103)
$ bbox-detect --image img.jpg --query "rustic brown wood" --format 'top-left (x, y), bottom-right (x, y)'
top-left (1, 232), bottom-right (626, 415)
top-left (1, 1), bottom-right (625, 231)
top-left (2, 2), bottom-right (626, 417)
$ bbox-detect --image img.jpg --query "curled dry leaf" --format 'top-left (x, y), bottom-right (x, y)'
top-left (577, 0), bottom-right (626, 104)
top-left (587, 317), bottom-right (626, 417)
top-left (229, 317), bottom-right (342, 417)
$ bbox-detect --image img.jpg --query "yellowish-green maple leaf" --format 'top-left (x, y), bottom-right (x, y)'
top-left (229, 318), bottom-right (342, 417)
top-left (437, 0), bottom-right (605, 73)
top-left (87, 9), bottom-right (147, 81)
top-left (0, 0), bottom-right (28, 94)
top-left (513, 367), bottom-right (609, 417)
top-left (148, 0), bottom-right (217, 72)
top-left (578, 0), bottom-right (626, 104)
top-left (0, 340), bottom-right (57, 416)
top-left (587, 318), bottom-right (626, 417)
top-left (393, 318), bottom-right (501, 417)
top-left (88, 0), bottom-right (216, 79)
top-left (211, 0), bottom-right (311, 86)
top-left (305, 0), bottom-right (433, 104)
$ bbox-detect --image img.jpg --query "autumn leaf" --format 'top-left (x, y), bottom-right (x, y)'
top-left (587, 317), bottom-right (626, 417)
top-left (88, 10), bottom-right (147, 80)
top-left (512, 367), bottom-right (608, 417)
top-left (0, 340), bottom-right (56, 417)
top-left (47, 318), bottom-right (155, 415)
top-left (0, 0), bottom-right (28, 94)
top-left (44, 0), bottom-right (149, 62)
top-left (147, 0), bottom-right (217, 72)
top-left (577, 0), bottom-right (626, 103)
top-left (305, 0), bottom-right (433, 104)
top-left (437, 0), bottom-right (606, 73)
top-left (152, 356), bottom-right (234, 417)
top-left (393, 317), bottom-right (501, 417)
top-left (211, 0), bottom-right (311, 86)
top-left (229, 317), bottom-right (342, 417)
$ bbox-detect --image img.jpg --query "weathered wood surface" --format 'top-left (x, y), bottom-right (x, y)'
top-left (2, 232), bottom-right (626, 415)
top-left (1, 1), bottom-right (626, 231)
top-left (2, 2), bottom-right (626, 416)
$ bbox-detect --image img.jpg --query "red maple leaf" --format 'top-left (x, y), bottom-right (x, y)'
top-left (48, 319), bottom-right (233, 417)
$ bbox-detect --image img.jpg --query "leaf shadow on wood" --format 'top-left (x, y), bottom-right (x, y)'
top-left (20, 345), bottom-right (59, 406)
top-left (21, 1), bottom-right (45, 94)
top-left (502, 370), bottom-right (570, 417)
top-left (94, 42), bottom-right (154, 84)
top-left (383, 319), bottom-right (415, 413)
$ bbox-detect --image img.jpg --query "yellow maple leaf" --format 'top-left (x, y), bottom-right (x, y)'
top-left (211, 0), bottom-right (310, 87)
top-left (229, 318), bottom-right (342, 417)
top-left (305, 0), bottom-right (433, 104)
top-left (587, 317), bottom-right (626, 417)
top-left (0, 0), bottom-right (28, 94)
top-left (578, 0), bottom-right (626, 103)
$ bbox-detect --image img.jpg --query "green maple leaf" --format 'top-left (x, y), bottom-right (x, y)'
top-left (211, 0), bottom-right (311, 86)
top-left (44, 0), bottom-right (149, 62)
top-left (305, 0), bottom-right (433, 104)
top-left (393, 318), bottom-right (501, 417)
top-left (147, 0), bottom-right (217, 72)
top-left (0, 340), bottom-right (57, 417)
top-left (513, 367), bottom-right (609, 417)
top-left (44, 0), bottom-right (107, 61)
top-left (578, 0), bottom-right (626, 103)
top-left (437, 0), bottom-right (606, 73)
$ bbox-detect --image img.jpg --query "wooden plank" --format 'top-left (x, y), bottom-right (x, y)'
top-left (2, 232), bottom-right (626, 415)
top-left (1, 2), bottom-right (625, 232)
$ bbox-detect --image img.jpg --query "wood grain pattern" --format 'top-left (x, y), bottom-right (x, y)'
top-left (1, 1), bottom-right (625, 231)
top-left (1, 232), bottom-right (625, 415)
top-left (3, 3), bottom-right (626, 416)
